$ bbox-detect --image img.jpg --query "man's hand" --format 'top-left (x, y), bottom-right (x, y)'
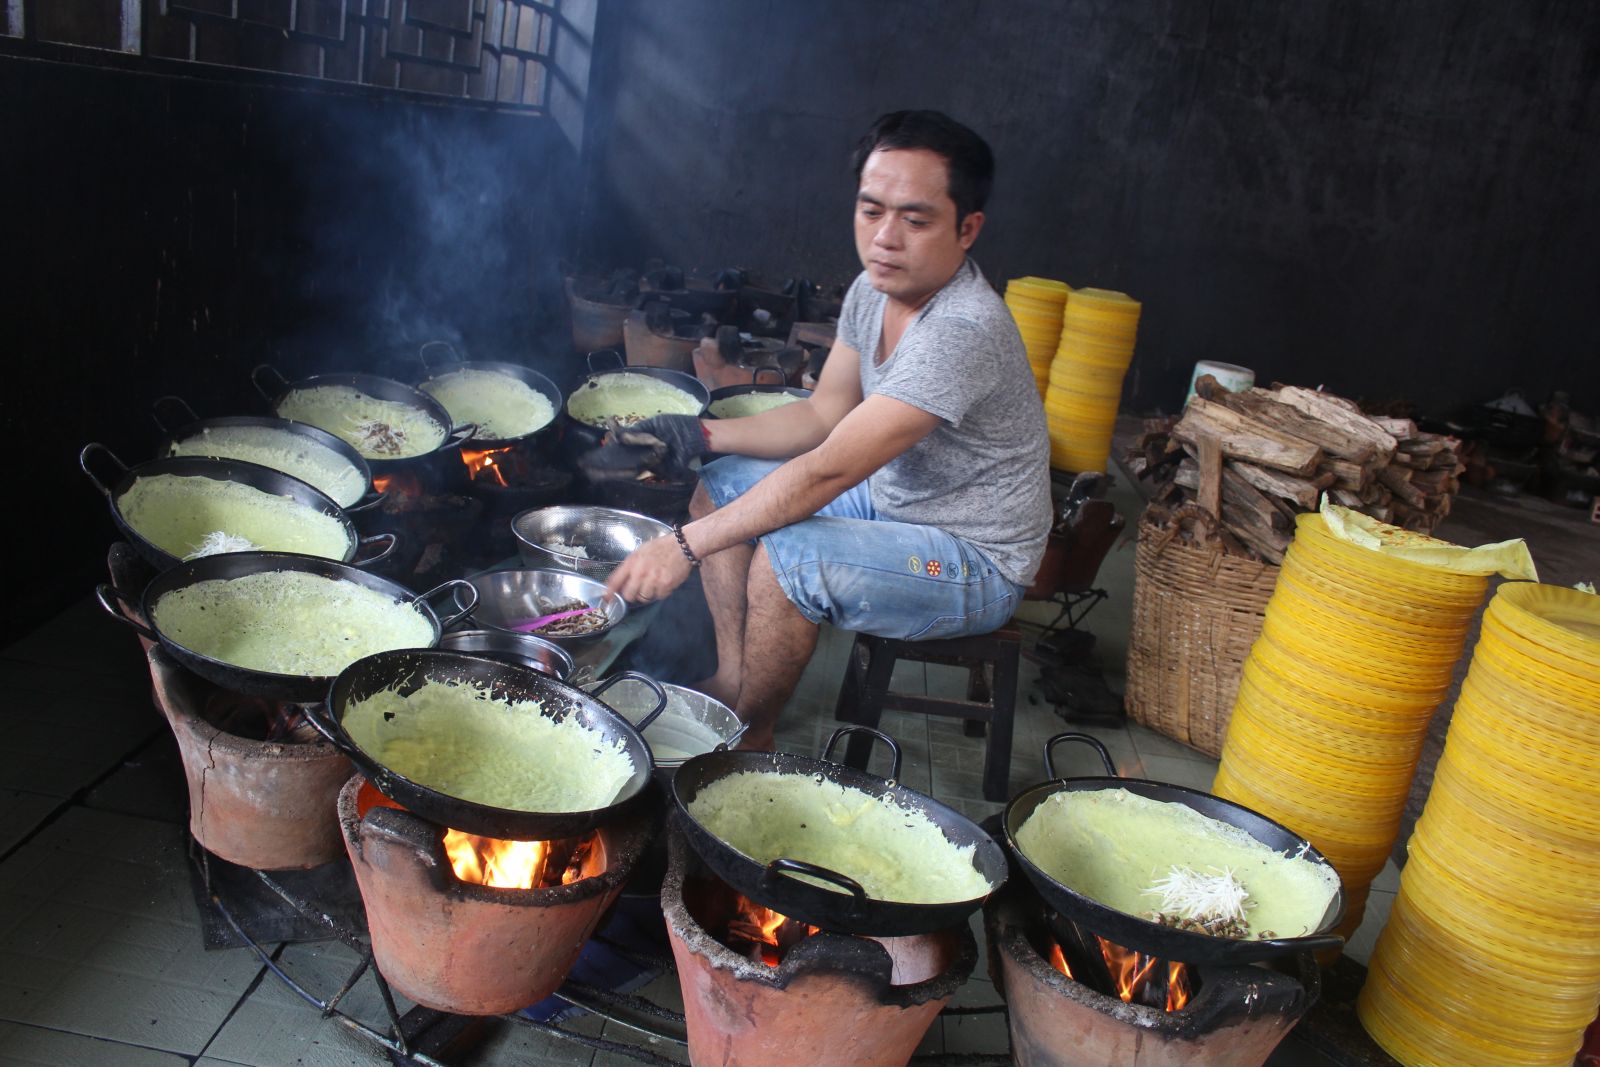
top-left (578, 414), bottom-right (709, 482)
top-left (606, 533), bottom-right (694, 604)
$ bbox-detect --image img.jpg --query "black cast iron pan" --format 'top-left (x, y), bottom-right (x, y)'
top-left (151, 395), bottom-right (384, 514)
top-left (251, 364), bottom-right (476, 474)
top-left (1003, 733), bottom-right (1346, 965)
top-left (672, 726), bottom-right (1010, 937)
top-left (79, 443), bottom-right (395, 571)
top-left (309, 650), bottom-right (669, 839)
top-left (561, 348), bottom-right (710, 456)
top-left (705, 366), bottom-right (812, 419)
top-left (415, 341), bottom-right (564, 450)
top-left (95, 551), bottom-right (474, 703)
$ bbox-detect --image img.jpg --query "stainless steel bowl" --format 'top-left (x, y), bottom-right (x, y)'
top-left (464, 569), bottom-right (627, 677)
top-left (588, 677), bottom-right (747, 768)
top-left (511, 505), bottom-right (672, 579)
top-left (436, 629), bottom-right (574, 679)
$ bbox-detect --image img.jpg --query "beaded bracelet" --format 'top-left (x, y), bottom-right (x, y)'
top-left (672, 522), bottom-right (701, 569)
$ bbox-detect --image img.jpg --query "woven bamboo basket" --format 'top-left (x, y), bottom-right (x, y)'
top-left (1124, 506), bottom-right (1278, 756)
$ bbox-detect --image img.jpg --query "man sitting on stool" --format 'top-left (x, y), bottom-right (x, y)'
top-left (599, 110), bottom-right (1051, 751)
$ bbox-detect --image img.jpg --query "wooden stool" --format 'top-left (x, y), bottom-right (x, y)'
top-left (833, 625), bottom-right (1021, 802)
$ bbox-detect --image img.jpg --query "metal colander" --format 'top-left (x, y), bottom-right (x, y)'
top-left (511, 505), bottom-right (672, 578)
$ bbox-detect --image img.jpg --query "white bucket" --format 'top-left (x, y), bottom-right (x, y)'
top-left (1186, 360), bottom-right (1255, 402)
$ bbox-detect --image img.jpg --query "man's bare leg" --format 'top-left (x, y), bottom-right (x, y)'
top-left (733, 544), bottom-right (819, 751)
top-left (690, 482), bottom-right (753, 707)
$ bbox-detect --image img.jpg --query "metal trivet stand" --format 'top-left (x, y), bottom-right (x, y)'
top-left (192, 845), bottom-right (1010, 1067)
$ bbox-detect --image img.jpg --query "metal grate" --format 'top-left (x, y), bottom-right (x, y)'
top-left (196, 843), bottom-right (1012, 1066)
top-left (2, 0), bottom-right (557, 110)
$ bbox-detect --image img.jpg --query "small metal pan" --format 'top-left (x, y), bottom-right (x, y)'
top-left (1003, 733), bottom-right (1346, 965)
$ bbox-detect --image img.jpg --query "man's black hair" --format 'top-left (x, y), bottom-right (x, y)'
top-left (851, 110), bottom-right (995, 225)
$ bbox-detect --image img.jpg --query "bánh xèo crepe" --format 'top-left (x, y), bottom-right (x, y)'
top-left (567, 376), bottom-right (702, 428)
top-left (341, 678), bottom-right (635, 812)
top-left (420, 369), bottom-right (556, 440)
top-left (688, 771), bottom-right (992, 904)
top-left (277, 385), bottom-right (446, 459)
top-left (708, 392), bottom-right (804, 419)
top-left (120, 474), bottom-right (352, 561)
top-left (168, 425), bottom-right (368, 507)
top-left (152, 570), bottom-right (435, 677)
top-left (1014, 787), bottom-right (1339, 939)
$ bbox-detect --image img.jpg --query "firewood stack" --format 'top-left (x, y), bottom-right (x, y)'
top-left (1126, 379), bottom-right (1464, 563)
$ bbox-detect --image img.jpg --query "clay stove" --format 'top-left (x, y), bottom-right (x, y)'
top-left (337, 775), bottom-right (652, 1016)
top-left (986, 883), bottom-right (1311, 1067)
top-left (660, 829), bottom-right (975, 1067)
top-left (109, 544), bottom-right (353, 871)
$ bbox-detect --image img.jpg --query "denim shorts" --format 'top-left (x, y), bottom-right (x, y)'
top-left (699, 456), bottom-right (1025, 641)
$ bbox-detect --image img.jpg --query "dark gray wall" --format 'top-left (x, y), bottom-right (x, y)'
top-left (3, 54), bottom-right (584, 642)
top-left (579, 0), bottom-right (1600, 414)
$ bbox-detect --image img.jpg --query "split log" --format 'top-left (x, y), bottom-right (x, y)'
top-left (1396, 437), bottom-right (1445, 458)
top-left (1370, 416), bottom-right (1418, 440)
top-left (1319, 457), bottom-right (1371, 491)
top-left (1273, 386), bottom-right (1399, 460)
top-left (1175, 461), bottom-right (1292, 531)
top-left (1174, 397), bottom-right (1323, 476)
top-left (1231, 390), bottom-right (1379, 461)
top-left (1378, 465), bottom-right (1429, 508)
top-left (1230, 462), bottom-right (1326, 509)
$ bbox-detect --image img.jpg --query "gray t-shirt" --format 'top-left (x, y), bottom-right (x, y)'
top-left (837, 258), bottom-right (1051, 585)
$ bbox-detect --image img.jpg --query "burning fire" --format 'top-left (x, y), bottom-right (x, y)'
top-left (1044, 934), bottom-right (1192, 1012)
top-left (443, 829), bottom-right (583, 890)
top-left (725, 896), bottom-right (820, 967)
top-left (1098, 939), bottom-right (1192, 1012)
top-left (461, 444), bottom-right (513, 487)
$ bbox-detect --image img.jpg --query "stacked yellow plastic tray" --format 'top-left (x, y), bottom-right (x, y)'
top-left (1211, 512), bottom-right (1490, 938)
top-left (1357, 583), bottom-right (1600, 1067)
top-left (1003, 276), bottom-right (1071, 397)
top-left (1044, 287), bottom-right (1140, 472)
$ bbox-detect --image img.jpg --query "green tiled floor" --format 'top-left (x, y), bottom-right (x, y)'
top-left (0, 497), bottom-right (1381, 1065)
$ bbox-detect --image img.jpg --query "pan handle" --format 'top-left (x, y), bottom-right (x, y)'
top-left (1044, 732), bottom-right (1117, 779)
top-left (251, 363), bottom-right (291, 403)
top-left (418, 340), bottom-right (463, 372)
top-left (95, 584), bottom-right (156, 641)
top-left (419, 579), bottom-right (478, 631)
top-left (1260, 933), bottom-right (1345, 958)
top-left (823, 725), bottom-right (902, 781)
top-left (585, 347), bottom-right (626, 373)
top-left (150, 395), bottom-right (200, 436)
top-left (763, 858), bottom-right (868, 915)
top-left (715, 719), bottom-right (751, 752)
top-left (78, 443), bottom-right (129, 498)
top-left (445, 422), bottom-right (480, 446)
top-left (751, 365), bottom-right (786, 386)
top-left (591, 671), bottom-right (670, 732)
top-left (302, 700), bottom-right (360, 758)
top-left (345, 488), bottom-right (388, 515)
top-left (350, 533), bottom-right (397, 567)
